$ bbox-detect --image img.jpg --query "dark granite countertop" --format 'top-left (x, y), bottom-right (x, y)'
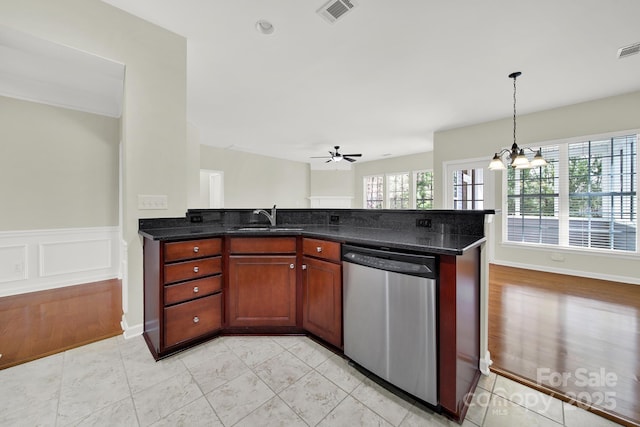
top-left (138, 224), bottom-right (485, 256)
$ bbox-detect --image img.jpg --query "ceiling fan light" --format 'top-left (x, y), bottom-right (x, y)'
top-left (488, 153), bottom-right (506, 170)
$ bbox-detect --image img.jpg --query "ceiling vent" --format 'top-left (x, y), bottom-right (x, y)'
top-left (317, 0), bottom-right (358, 24)
top-left (617, 42), bottom-right (640, 59)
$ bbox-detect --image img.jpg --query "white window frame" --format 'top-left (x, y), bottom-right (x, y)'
top-left (363, 174), bottom-right (384, 209)
top-left (443, 157), bottom-right (495, 210)
top-left (501, 130), bottom-right (639, 255)
top-left (414, 169), bottom-right (434, 210)
top-left (385, 171), bottom-right (410, 209)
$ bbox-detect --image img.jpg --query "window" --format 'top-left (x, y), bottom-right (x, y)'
top-left (507, 147), bottom-right (560, 244)
top-left (415, 171), bottom-right (434, 209)
top-left (364, 175), bottom-right (384, 209)
top-left (506, 134), bottom-right (637, 252)
top-left (453, 168), bottom-right (484, 210)
top-left (387, 173), bottom-right (410, 209)
top-left (363, 170), bottom-right (434, 209)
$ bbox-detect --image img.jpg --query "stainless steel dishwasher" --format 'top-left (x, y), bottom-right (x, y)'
top-left (342, 244), bottom-right (438, 406)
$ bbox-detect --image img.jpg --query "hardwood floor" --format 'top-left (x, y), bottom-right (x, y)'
top-left (0, 279), bottom-right (122, 369)
top-left (489, 264), bottom-right (640, 427)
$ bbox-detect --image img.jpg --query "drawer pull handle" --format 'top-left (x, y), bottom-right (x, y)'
top-left (193, 286), bottom-right (199, 293)
top-left (290, 263), bottom-right (295, 269)
top-left (302, 264), bottom-right (307, 270)
top-left (193, 246), bottom-right (199, 253)
top-left (316, 247), bottom-right (322, 253)
top-left (193, 266), bottom-right (199, 273)
top-left (193, 316), bottom-right (200, 324)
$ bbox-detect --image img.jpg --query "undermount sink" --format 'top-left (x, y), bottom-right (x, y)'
top-left (234, 227), bottom-right (303, 232)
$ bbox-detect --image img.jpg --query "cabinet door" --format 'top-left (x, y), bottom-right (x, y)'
top-left (164, 293), bottom-right (222, 348)
top-left (302, 256), bottom-right (342, 348)
top-left (228, 256), bottom-right (297, 327)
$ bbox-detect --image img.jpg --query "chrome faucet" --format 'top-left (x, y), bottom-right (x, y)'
top-left (253, 205), bottom-right (277, 227)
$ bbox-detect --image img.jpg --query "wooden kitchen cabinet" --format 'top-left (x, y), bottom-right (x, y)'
top-left (143, 237), bottom-right (223, 359)
top-left (302, 238), bottom-right (342, 348)
top-left (227, 237), bottom-right (297, 327)
top-left (438, 248), bottom-right (481, 421)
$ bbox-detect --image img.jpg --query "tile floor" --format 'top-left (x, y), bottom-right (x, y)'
top-left (0, 335), bottom-right (624, 426)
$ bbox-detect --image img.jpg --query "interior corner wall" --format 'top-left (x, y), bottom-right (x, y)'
top-left (200, 145), bottom-right (310, 208)
top-left (433, 90), bottom-right (640, 284)
top-left (352, 152), bottom-right (433, 208)
top-left (0, 0), bottom-right (189, 329)
top-left (0, 96), bottom-right (119, 230)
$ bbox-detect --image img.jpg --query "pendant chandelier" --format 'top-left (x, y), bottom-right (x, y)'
top-left (488, 72), bottom-right (547, 170)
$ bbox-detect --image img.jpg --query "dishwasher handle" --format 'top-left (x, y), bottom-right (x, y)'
top-left (342, 245), bottom-right (437, 279)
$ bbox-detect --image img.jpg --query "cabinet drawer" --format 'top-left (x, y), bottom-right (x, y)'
top-left (164, 294), bottom-right (222, 347)
top-left (164, 275), bottom-right (222, 305)
top-left (303, 238), bottom-right (341, 262)
top-left (164, 238), bottom-right (222, 262)
top-left (164, 257), bottom-right (222, 284)
top-left (229, 237), bottom-right (296, 254)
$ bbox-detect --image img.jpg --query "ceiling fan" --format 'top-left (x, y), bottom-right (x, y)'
top-left (311, 146), bottom-right (362, 163)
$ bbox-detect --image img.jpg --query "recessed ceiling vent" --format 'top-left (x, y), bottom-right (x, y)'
top-left (617, 42), bottom-right (640, 59)
top-left (317, 0), bottom-right (358, 24)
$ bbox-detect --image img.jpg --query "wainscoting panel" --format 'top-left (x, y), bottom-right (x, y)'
top-left (0, 245), bottom-right (28, 283)
top-left (0, 227), bottom-right (120, 297)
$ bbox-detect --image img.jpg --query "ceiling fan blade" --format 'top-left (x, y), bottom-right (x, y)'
top-left (344, 157), bottom-right (357, 162)
top-left (311, 156), bottom-right (331, 158)
top-left (342, 153), bottom-right (362, 157)
top-left (325, 159), bottom-right (333, 163)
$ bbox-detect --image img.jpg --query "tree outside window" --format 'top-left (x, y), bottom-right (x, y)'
top-left (415, 171), bottom-right (434, 209)
top-left (387, 173), bottom-right (410, 209)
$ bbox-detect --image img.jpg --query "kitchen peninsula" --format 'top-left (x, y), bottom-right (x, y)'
top-left (139, 208), bottom-right (493, 422)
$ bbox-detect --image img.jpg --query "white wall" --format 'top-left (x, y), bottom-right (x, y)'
top-left (310, 170), bottom-right (355, 197)
top-left (433, 90), bottom-right (640, 284)
top-left (0, 0), bottom-right (189, 332)
top-left (0, 96), bottom-right (119, 230)
top-left (352, 152), bottom-right (434, 208)
top-left (200, 145), bottom-right (310, 208)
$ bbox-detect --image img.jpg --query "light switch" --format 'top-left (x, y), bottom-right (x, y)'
top-left (138, 195), bottom-right (168, 210)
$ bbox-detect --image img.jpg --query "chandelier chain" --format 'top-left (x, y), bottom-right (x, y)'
top-left (513, 74), bottom-right (517, 147)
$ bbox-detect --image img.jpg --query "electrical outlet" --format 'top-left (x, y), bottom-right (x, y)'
top-left (416, 218), bottom-right (432, 228)
top-left (190, 215), bottom-right (203, 223)
top-left (330, 215), bottom-right (340, 224)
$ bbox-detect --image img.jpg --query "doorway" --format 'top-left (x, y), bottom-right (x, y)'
top-left (200, 169), bottom-right (224, 208)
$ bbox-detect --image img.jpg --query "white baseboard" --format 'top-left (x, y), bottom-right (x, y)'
top-left (121, 314), bottom-right (143, 339)
top-left (492, 259), bottom-right (640, 286)
top-left (479, 351), bottom-right (493, 375)
top-left (0, 226), bottom-right (120, 297)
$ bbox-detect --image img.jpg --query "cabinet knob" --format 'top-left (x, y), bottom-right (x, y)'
top-left (289, 263), bottom-right (295, 269)
top-left (193, 266), bottom-right (199, 273)
top-left (193, 246), bottom-right (199, 253)
top-left (193, 286), bottom-right (199, 293)
top-left (193, 316), bottom-right (200, 324)
top-left (302, 264), bottom-right (307, 270)
top-left (316, 246), bottom-right (323, 253)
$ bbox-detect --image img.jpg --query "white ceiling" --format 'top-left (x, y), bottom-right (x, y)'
top-left (100, 0), bottom-right (640, 165)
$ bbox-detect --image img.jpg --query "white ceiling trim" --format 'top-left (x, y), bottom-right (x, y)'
top-left (0, 25), bottom-right (125, 118)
